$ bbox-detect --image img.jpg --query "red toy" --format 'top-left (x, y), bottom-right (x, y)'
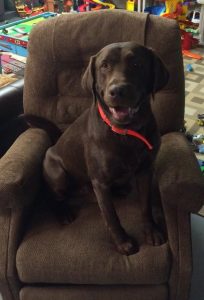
top-left (181, 29), bottom-right (198, 50)
top-left (78, 0), bottom-right (102, 11)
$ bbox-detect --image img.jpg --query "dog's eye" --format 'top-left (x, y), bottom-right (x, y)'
top-left (101, 61), bottom-right (109, 69)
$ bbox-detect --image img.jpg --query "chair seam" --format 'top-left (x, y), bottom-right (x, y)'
top-left (51, 15), bottom-right (59, 64)
top-left (6, 209), bottom-right (16, 300)
top-left (143, 13), bottom-right (150, 47)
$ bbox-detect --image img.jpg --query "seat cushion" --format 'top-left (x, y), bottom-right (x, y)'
top-left (16, 198), bottom-right (170, 285)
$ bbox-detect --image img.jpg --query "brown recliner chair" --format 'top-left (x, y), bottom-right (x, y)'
top-left (0, 10), bottom-right (203, 300)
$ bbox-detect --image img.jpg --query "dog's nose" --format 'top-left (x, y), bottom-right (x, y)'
top-left (109, 84), bottom-right (129, 99)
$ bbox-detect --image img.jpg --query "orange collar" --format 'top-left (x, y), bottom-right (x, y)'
top-left (98, 103), bottom-right (153, 151)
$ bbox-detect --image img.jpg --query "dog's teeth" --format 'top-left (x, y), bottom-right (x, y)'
top-left (109, 106), bottom-right (139, 121)
top-left (129, 107), bottom-right (139, 115)
top-left (109, 107), bottom-right (130, 121)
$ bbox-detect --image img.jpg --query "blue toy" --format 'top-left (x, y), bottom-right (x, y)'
top-left (186, 64), bottom-right (193, 72)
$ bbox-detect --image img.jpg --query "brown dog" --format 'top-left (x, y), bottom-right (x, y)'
top-left (28, 42), bottom-right (169, 256)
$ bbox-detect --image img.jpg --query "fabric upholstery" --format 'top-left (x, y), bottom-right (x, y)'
top-left (0, 209), bottom-right (14, 300)
top-left (24, 11), bottom-right (184, 134)
top-left (154, 132), bottom-right (204, 299)
top-left (20, 285), bottom-right (168, 300)
top-left (0, 128), bottom-right (51, 209)
top-left (16, 199), bottom-right (170, 284)
top-left (155, 132), bottom-right (204, 212)
top-left (0, 208), bottom-right (30, 300)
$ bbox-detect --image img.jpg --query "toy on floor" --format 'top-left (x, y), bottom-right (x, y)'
top-left (70, 0), bottom-right (114, 12)
top-left (186, 133), bottom-right (204, 154)
top-left (0, 12), bottom-right (57, 57)
top-left (157, 0), bottom-right (202, 59)
top-left (144, 4), bottom-right (165, 15)
top-left (181, 29), bottom-right (199, 50)
top-left (198, 144), bottom-right (204, 154)
top-left (186, 63), bottom-right (193, 72)
top-left (197, 114), bottom-right (204, 126)
top-left (187, 10), bottom-right (200, 24)
top-left (15, 0), bottom-right (45, 17)
top-left (182, 50), bottom-right (202, 60)
top-left (162, 0), bottom-right (188, 20)
top-left (78, 0), bottom-right (103, 12)
top-left (90, 0), bottom-right (115, 9)
top-left (0, 52), bottom-right (25, 75)
top-left (126, 0), bottom-right (135, 11)
top-left (198, 159), bottom-right (204, 174)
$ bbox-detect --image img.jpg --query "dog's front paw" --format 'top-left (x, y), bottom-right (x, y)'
top-left (144, 223), bottom-right (164, 246)
top-left (116, 238), bottom-right (139, 256)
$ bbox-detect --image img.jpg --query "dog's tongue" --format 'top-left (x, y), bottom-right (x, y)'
top-left (109, 107), bottom-right (130, 121)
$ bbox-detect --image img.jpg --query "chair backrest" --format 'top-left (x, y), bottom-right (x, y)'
top-left (23, 10), bottom-right (185, 134)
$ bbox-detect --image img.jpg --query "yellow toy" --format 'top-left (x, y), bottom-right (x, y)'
top-left (162, 0), bottom-right (189, 22)
top-left (165, 0), bottom-right (179, 14)
top-left (126, 0), bottom-right (135, 11)
top-left (91, 0), bottom-right (115, 9)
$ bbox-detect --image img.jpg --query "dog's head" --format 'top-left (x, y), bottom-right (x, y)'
top-left (82, 42), bottom-right (169, 125)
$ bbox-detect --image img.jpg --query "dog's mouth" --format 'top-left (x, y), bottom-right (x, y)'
top-left (109, 106), bottom-right (139, 122)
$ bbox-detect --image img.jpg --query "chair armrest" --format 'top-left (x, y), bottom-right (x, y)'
top-left (0, 128), bottom-right (51, 209)
top-left (155, 132), bottom-right (204, 213)
top-left (155, 132), bottom-right (203, 299)
top-left (0, 208), bottom-right (25, 299)
top-left (0, 128), bottom-right (51, 298)
top-left (0, 79), bottom-right (24, 125)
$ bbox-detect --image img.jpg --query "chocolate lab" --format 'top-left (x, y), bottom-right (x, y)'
top-left (28, 42), bottom-right (169, 256)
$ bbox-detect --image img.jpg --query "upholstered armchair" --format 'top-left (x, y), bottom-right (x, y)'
top-left (0, 10), bottom-right (203, 300)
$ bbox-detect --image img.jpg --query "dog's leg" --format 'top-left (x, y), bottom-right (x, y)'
top-left (137, 171), bottom-right (164, 246)
top-left (92, 179), bottom-right (138, 256)
top-left (43, 148), bottom-right (76, 224)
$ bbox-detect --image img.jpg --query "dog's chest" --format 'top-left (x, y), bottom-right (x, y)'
top-left (109, 138), bottom-right (153, 173)
top-left (87, 132), bottom-right (156, 184)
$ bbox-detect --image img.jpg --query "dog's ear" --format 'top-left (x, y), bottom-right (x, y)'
top-left (81, 55), bottom-right (97, 95)
top-left (151, 51), bottom-right (169, 95)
